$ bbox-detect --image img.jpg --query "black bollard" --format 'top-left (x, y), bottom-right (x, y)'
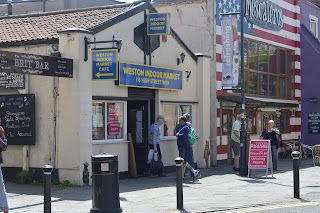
top-left (175, 157), bottom-right (184, 210)
top-left (291, 151), bottom-right (301, 199)
top-left (42, 165), bottom-right (54, 213)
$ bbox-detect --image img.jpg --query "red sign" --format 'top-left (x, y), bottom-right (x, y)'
top-left (249, 140), bottom-right (269, 169)
top-left (108, 123), bottom-right (120, 136)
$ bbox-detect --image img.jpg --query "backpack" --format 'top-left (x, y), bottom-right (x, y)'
top-left (188, 127), bottom-right (196, 145)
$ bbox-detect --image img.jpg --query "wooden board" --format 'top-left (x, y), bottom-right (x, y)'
top-left (128, 133), bottom-right (137, 178)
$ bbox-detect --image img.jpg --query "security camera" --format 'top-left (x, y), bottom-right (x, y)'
top-left (47, 44), bottom-right (59, 53)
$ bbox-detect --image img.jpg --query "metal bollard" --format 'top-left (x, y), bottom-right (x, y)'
top-left (42, 165), bottom-right (54, 213)
top-left (291, 151), bottom-right (301, 199)
top-left (175, 157), bottom-right (184, 210)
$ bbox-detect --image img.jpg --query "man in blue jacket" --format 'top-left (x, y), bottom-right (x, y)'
top-left (176, 116), bottom-right (200, 178)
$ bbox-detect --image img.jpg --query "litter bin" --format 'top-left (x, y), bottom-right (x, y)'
top-left (90, 154), bottom-right (122, 213)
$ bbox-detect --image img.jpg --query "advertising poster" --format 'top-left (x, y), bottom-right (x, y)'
top-left (108, 103), bottom-right (121, 136)
top-left (221, 16), bottom-right (239, 88)
top-left (248, 140), bottom-right (270, 169)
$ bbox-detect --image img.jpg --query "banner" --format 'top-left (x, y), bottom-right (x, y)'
top-left (221, 16), bottom-right (239, 88)
top-left (119, 62), bottom-right (182, 90)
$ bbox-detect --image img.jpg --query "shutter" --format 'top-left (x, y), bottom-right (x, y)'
top-left (128, 88), bottom-right (155, 100)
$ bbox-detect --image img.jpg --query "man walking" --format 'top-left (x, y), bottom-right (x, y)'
top-left (231, 113), bottom-right (241, 171)
top-left (176, 116), bottom-right (200, 178)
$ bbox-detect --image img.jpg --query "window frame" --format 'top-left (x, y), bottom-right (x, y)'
top-left (92, 100), bottom-right (127, 143)
top-left (309, 14), bottom-right (319, 38)
top-left (240, 38), bottom-right (295, 99)
top-left (162, 103), bottom-right (193, 139)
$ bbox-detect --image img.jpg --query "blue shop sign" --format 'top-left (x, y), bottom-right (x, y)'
top-left (92, 49), bottom-right (118, 80)
top-left (119, 62), bottom-right (182, 90)
top-left (147, 13), bottom-right (170, 35)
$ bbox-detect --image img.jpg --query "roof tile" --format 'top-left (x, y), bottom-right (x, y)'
top-left (0, 3), bottom-right (136, 44)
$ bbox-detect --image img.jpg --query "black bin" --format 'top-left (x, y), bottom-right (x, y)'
top-left (90, 154), bottom-right (122, 213)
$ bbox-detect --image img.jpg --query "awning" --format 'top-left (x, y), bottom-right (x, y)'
top-left (217, 94), bottom-right (300, 108)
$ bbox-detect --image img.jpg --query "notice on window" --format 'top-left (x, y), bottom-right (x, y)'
top-left (308, 112), bottom-right (320, 134)
top-left (108, 103), bottom-right (121, 136)
top-left (96, 106), bottom-right (104, 127)
top-left (248, 140), bottom-right (270, 169)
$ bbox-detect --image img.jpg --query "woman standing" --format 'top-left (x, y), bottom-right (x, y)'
top-left (260, 120), bottom-right (281, 171)
top-left (0, 126), bottom-right (9, 213)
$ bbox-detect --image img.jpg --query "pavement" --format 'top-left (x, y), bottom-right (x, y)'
top-left (4, 158), bottom-right (320, 213)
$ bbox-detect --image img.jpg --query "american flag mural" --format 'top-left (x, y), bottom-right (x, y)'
top-left (215, 0), bottom-right (301, 160)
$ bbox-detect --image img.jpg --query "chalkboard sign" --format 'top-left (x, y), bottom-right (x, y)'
top-left (0, 94), bottom-right (35, 145)
top-left (0, 72), bottom-right (25, 89)
top-left (0, 50), bottom-right (73, 78)
top-left (308, 112), bottom-right (320, 134)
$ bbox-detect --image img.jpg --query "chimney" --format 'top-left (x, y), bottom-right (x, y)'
top-left (7, 2), bottom-right (12, 16)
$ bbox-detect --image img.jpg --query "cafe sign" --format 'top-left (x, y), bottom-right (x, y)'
top-left (245, 0), bottom-right (284, 31)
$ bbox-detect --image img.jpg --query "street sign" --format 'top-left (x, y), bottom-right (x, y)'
top-left (0, 50), bottom-right (73, 78)
top-left (92, 49), bottom-right (118, 80)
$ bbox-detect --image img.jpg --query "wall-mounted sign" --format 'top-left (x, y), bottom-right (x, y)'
top-left (0, 94), bottom-right (35, 145)
top-left (92, 49), bottom-right (118, 80)
top-left (245, 0), bottom-right (284, 31)
top-left (308, 112), bottom-right (320, 134)
top-left (119, 62), bottom-right (182, 90)
top-left (147, 13), bottom-right (170, 35)
top-left (0, 51), bottom-right (73, 78)
top-left (0, 72), bottom-right (25, 89)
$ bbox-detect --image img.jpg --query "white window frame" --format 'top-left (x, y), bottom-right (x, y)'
top-left (92, 100), bottom-right (127, 144)
top-left (161, 103), bottom-right (193, 140)
top-left (309, 14), bottom-right (318, 38)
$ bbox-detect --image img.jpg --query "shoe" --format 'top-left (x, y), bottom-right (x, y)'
top-left (158, 173), bottom-right (168, 177)
top-left (193, 170), bottom-right (201, 178)
top-left (233, 167), bottom-right (239, 171)
top-left (274, 168), bottom-right (279, 171)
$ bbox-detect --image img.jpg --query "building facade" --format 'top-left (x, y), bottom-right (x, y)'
top-left (0, 0), bottom-right (121, 16)
top-left (156, 0), bottom-right (301, 163)
top-left (0, 2), bottom-right (211, 184)
top-left (300, 0), bottom-right (320, 145)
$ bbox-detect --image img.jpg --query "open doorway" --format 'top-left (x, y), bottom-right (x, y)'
top-left (127, 88), bottom-right (155, 176)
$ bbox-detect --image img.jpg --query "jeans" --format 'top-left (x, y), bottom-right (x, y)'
top-left (271, 145), bottom-right (278, 169)
top-left (0, 164), bottom-right (8, 211)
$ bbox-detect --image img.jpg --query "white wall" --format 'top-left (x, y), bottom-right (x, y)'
top-left (0, 45), bottom-right (56, 169)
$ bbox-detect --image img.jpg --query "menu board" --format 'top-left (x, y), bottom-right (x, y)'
top-left (0, 94), bottom-right (35, 145)
top-left (308, 112), bottom-right (320, 134)
top-left (0, 72), bottom-right (25, 89)
top-left (276, 110), bottom-right (282, 130)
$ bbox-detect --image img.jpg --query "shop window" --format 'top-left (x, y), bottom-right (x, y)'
top-left (236, 39), bottom-right (295, 99)
top-left (92, 101), bottom-right (126, 141)
top-left (246, 110), bottom-right (256, 134)
top-left (310, 14), bottom-right (318, 38)
top-left (257, 111), bottom-right (290, 134)
top-left (163, 104), bottom-right (192, 137)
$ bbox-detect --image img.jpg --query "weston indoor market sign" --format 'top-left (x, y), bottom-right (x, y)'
top-left (245, 0), bottom-right (284, 31)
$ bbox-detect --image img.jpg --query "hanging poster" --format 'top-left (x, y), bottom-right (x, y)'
top-left (221, 16), bottom-right (239, 88)
top-left (107, 103), bottom-right (121, 136)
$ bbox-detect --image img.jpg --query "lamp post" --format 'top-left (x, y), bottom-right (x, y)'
top-left (239, 0), bottom-right (247, 176)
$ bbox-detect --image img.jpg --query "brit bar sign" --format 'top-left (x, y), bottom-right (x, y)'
top-left (245, 0), bottom-right (284, 31)
top-left (0, 51), bottom-right (73, 78)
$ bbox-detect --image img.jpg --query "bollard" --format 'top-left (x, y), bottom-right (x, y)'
top-left (291, 151), bottom-right (301, 199)
top-left (42, 165), bottom-right (54, 213)
top-left (175, 157), bottom-right (184, 210)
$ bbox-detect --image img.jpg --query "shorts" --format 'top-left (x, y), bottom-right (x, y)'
top-left (230, 139), bottom-right (240, 156)
top-left (178, 148), bottom-right (191, 165)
